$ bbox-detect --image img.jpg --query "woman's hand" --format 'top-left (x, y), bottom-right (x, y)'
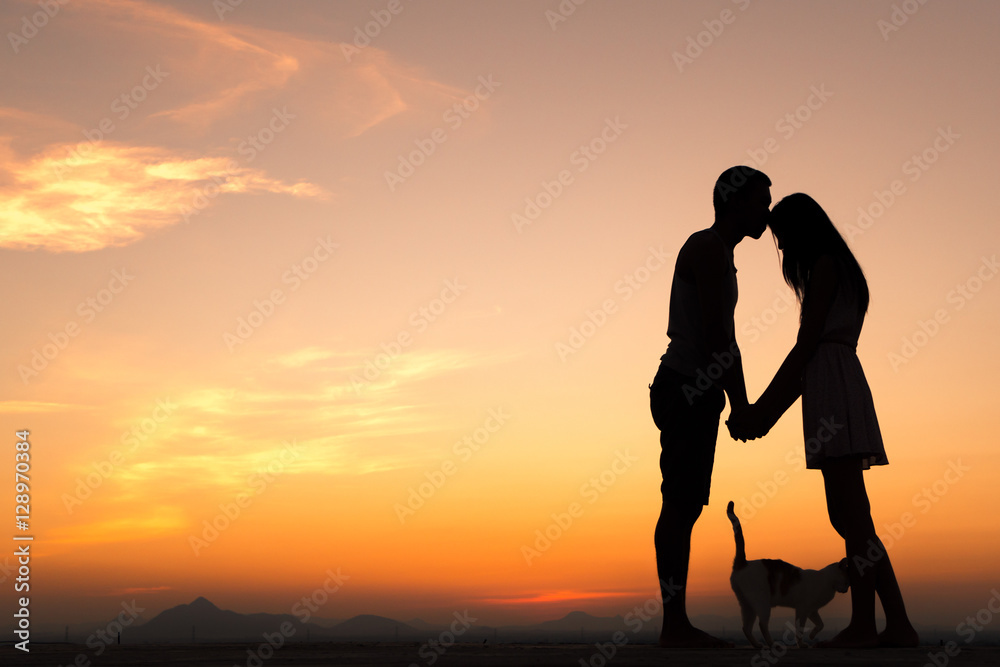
top-left (726, 403), bottom-right (771, 442)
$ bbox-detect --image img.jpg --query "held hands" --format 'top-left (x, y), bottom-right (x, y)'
top-left (726, 403), bottom-right (771, 442)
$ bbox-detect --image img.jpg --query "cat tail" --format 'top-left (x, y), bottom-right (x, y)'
top-left (726, 500), bottom-right (747, 570)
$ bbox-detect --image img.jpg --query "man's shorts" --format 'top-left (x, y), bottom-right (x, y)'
top-left (649, 363), bottom-right (726, 506)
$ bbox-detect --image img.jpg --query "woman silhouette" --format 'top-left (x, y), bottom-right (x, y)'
top-left (728, 193), bottom-right (919, 648)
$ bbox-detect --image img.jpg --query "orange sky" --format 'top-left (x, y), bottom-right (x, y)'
top-left (1, 0), bottom-right (999, 632)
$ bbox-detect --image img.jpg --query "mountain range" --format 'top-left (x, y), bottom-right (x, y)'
top-left (24, 598), bottom-right (996, 646)
top-left (40, 597), bottom-right (648, 644)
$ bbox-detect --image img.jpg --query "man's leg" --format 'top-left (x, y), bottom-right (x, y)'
top-left (655, 496), bottom-right (731, 647)
top-left (651, 370), bottom-right (730, 647)
top-left (655, 496), bottom-right (700, 627)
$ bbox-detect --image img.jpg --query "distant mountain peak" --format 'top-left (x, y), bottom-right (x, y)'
top-left (188, 597), bottom-right (218, 609)
top-left (532, 609), bottom-right (626, 632)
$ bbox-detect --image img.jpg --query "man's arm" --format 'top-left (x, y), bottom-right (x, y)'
top-left (686, 234), bottom-right (748, 409)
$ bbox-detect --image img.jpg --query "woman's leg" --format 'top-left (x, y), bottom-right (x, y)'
top-left (819, 457), bottom-right (917, 647)
top-left (873, 549), bottom-right (919, 646)
top-left (820, 456), bottom-right (878, 646)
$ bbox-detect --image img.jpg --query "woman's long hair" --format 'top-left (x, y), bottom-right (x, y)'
top-left (768, 193), bottom-right (869, 316)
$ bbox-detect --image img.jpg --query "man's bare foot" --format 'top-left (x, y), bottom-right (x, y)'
top-left (878, 625), bottom-right (919, 648)
top-left (815, 625), bottom-right (879, 649)
top-left (659, 626), bottom-right (734, 648)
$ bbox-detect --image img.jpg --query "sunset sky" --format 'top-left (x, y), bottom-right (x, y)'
top-left (2, 0), bottom-right (999, 634)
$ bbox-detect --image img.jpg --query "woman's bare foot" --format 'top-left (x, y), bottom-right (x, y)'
top-left (877, 624), bottom-right (919, 648)
top-left (659, 625), bottom-right (734, 648)
top-left (815, 625), bottom-right (879, 649)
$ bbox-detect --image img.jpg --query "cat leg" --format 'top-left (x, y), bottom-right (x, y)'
top-left (758, 608), bottom-right (775, 647)
top-left (741, 606), bottom-right (761, 648)
top-left (808, 611), bottom-right (824, 640)
top-left (794, 611), bottom-right (807, 648)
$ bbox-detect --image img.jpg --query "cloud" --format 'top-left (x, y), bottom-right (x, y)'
top-left (0, 137), bottom-right (327, 252)
top-left (0, 399), bottom-right (88, 413)
top-left (80, 0), bottom-right (303, 131)
top-left (474, 591), bottom-right (640, 606)
top-left (50, 342), bottom-right (507, 500)
top-left (47, 509), bottom-right (189, 547)
top-left (0, 0), bottom-right (467, 252)
top-left (105, 586), bottom-right (172, 597)
top-left (70, 0), bottom-right (463, 136)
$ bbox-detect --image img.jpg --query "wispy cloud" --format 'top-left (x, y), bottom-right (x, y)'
top-left (0, 399), bottom-right (89, 413)
top-left (47, 508), bottom-right (189, 547)
top-left (105, 586), bottom-right (172, 597)
top-left (80, 0), bottom-right (303, 130)
top-left (54, 343), bottom-right (504, 500)
top-left (0, 0), bottom-right (466, 252)
top-left (475, 591), bottom-right (641, 606)
top-left (0, 138), bottom-right (327, 252)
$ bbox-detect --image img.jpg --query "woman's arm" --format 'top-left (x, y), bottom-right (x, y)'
top-left (754, 254), bottom-right (840, 431)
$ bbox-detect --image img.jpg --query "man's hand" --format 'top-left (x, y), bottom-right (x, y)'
top-left (726, 403), bottom-right (770, 442)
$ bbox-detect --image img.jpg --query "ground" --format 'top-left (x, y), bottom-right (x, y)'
top-left (2, 642), bottom-right (995, 667)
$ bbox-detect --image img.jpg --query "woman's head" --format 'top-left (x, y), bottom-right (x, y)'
top-left (768, 193), bottom-right (869, 314)
top-left (768, 193), bottom-right (833, 255)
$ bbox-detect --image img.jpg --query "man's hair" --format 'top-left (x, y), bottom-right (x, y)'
top-left (713, 166), bottom-right (771, 215)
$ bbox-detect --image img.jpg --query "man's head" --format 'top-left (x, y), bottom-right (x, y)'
top-left (713, 166), bottom-right (772, 239)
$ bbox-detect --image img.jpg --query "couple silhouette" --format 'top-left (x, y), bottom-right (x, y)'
top-left (648, 166), bottom-right (919, 649)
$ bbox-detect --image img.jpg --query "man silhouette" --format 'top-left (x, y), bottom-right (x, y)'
top-left (648, 166), bottom-right (771, 647)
